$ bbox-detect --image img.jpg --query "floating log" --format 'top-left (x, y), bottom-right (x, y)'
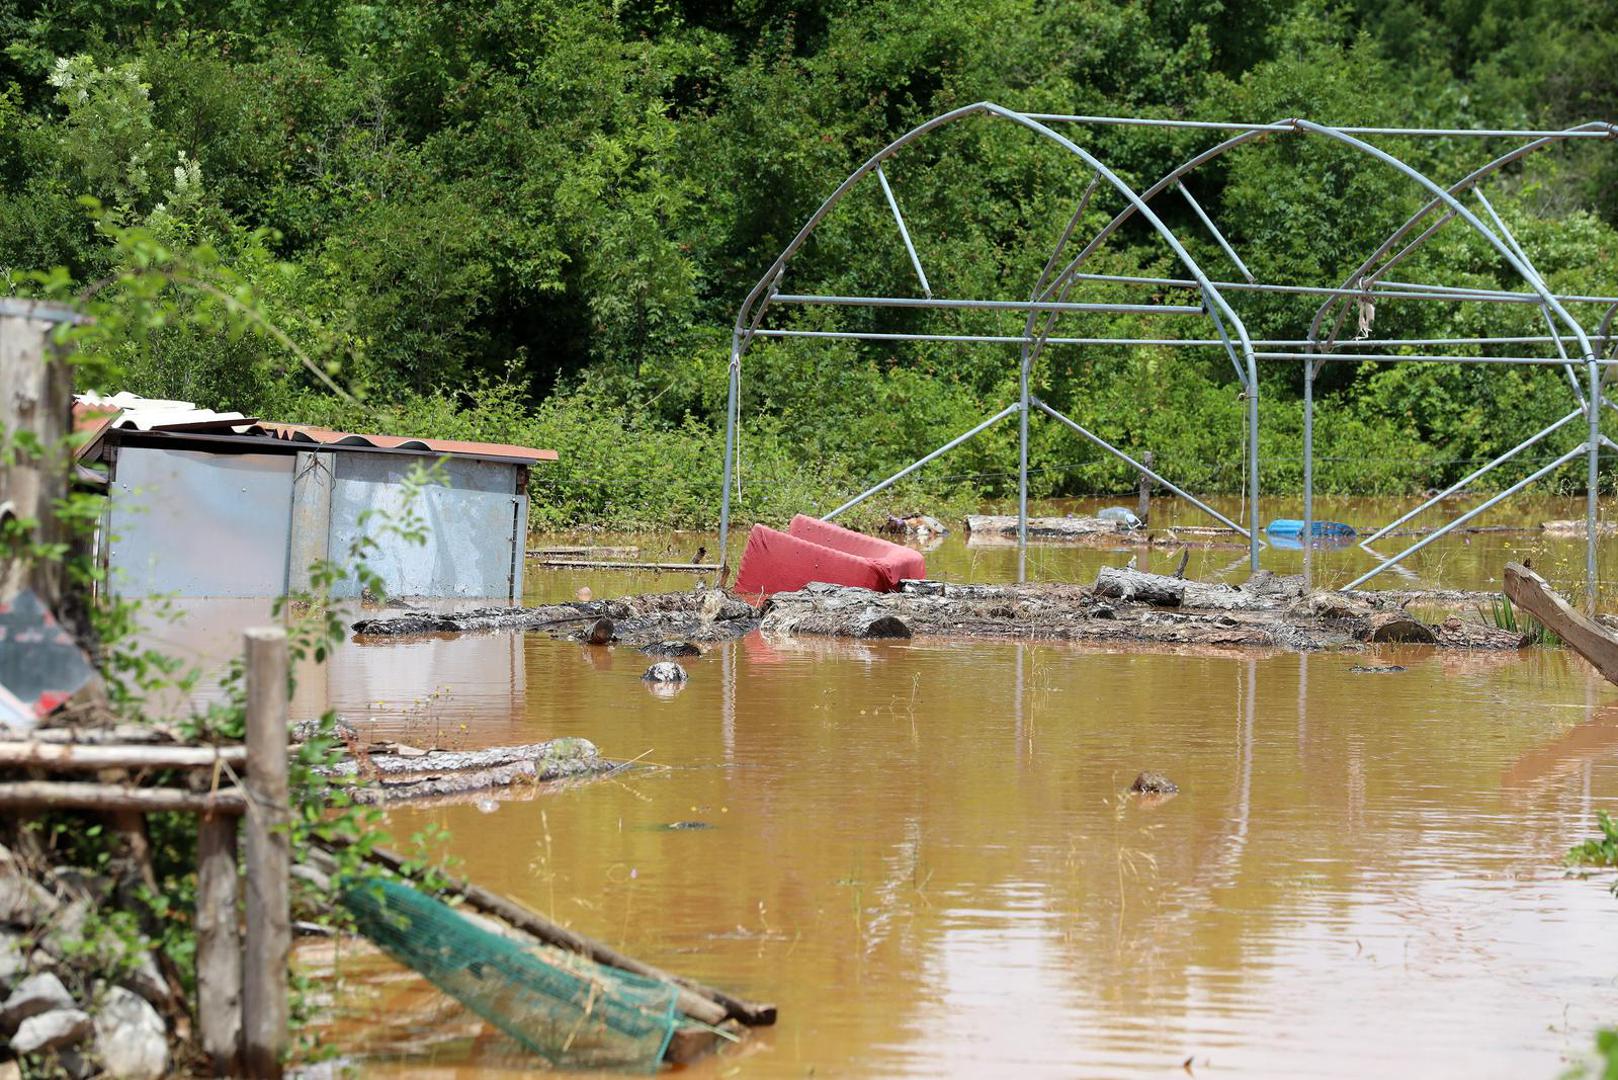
top-left (1357, 611), bottom-right (1438, 644)
top-left (0, 741), bottom-right (246, 771)
top-left (528, 545), bottom-right (641, 558)
top-left (964, 514), bottom-right (1246, 549)
top-left (1095, 565), bottom-right (1273, 610)
top-left (1504, 562), bottom-right (1618, 683)
top-left (1539, 520), bottom-right (1618, 538)
top-left (0, 781), bottom-right (245, 814)
top-left (1094, 566), bottom-right (1183, 606)
top-left (966, 514), bottom-right (1126, 540)
top-left (321, 739), bottom-right (613, 807)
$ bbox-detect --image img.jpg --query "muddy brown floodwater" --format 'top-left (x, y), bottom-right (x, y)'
top-left (311, 637), bottom-right (1618, 1078)
top-left (146, 496), bottom-right (1618, 1077)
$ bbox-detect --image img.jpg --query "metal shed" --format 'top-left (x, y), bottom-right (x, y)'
top-left (79, 397), bottom-right (553, 601)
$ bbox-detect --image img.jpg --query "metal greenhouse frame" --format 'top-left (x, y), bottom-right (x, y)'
top-left (718, 103), bottom-right (1618, 600)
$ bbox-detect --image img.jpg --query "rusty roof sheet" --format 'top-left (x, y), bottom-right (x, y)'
top-left (71, 392), bottom-right (556, 465)
top-left (259, 423), bottom-right (556, 464)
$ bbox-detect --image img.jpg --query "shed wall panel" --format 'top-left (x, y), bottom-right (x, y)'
top-left (328, 455), bottom-right (522, 599)
top-left (108, 447), bottom-right (293, 597)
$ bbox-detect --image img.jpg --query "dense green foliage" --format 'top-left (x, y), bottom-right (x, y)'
top-left (3, 0), bottom-right (1616, 528)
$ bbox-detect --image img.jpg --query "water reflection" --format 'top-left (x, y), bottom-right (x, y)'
top-left (318, 631), bottom-right (1618, 1078)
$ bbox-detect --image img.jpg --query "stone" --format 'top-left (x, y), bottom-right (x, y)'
top-left (2, 971), bottom-right (75, 1031)
top-left (642, 661), bottom-right (688, 683)
top-left (0, 855), bottom-right (60, 927)
top-left (10, 1007), bottom-right (92, 1055)
top-left (120, 951), bottom-right (168, 1009)
top-left (92, 986), bottom-right (168, 1080)
top-left (0, 932), bottom-right (25, 990)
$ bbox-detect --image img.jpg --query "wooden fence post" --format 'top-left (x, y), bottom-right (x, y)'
top-left (0, 303), bottom-right (74, 611)
top-left (1137, 450), bottom-right (1154, 526)
top-left (196, 815), bottom-right (242, 1075)
top-left (242, 628), bottom-right (290, 1079)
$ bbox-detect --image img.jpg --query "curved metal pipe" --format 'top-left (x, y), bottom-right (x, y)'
top-left (728, 101), bottom-right (1264, 568)
top-left (1305, 123), bottom-right (1612, 350)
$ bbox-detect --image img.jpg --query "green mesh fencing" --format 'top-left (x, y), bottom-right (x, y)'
top-left (343, 879), bottom-right (681, 1071)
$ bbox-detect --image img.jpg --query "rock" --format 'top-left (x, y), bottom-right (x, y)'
top-left (585, 617), bottom-right (615, 645)
top-left (55, 1048), bottom-right (97, 1080)
top-left (10, 1007), bottom-right (91, 1055)
top-left (92, 986), bottom-right (168, 1080)
top-left (0, 932), bottom-right (25, 990)
top-left (1129, 771), bottom-right (1179, 796)
top-left (643, 640), bottom-right (700, 658)
top-left (2, 971), bottom-right (75, 1031)
top-left (1358, 611), bottom-right (1438, 644)
top-left (642, 662), bottom-right (688, 683)
top-left (0, 851), bottom-right (60, 927)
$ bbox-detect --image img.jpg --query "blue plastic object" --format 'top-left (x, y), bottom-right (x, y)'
top-left (1265, 518), bottom-right (1357, 538)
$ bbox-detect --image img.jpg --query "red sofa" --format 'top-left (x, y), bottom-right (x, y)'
top-left (732, 515), bottom-right (925, 600)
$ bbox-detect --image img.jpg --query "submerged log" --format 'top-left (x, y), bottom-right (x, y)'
top-left (1357, 611), bottom-right (1438, 644)
top-left (1504, 562), bottom-right (1618, 682)
top-left (1094, 566), bottom-right (1183, 607)
top-left (966, 514), bottom-right (1125, 540)
top-left (351, 591), bottom-right (759, 648)
top-left (323, 739), bottom-right (614, 803)
top-left (1095, 565), bottom-right (1278, 610)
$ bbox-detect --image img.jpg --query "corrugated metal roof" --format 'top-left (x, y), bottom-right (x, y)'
top-left (259, 423), bottom-right (556, 464)
top-left (72, 392), bottom-right (556, 466)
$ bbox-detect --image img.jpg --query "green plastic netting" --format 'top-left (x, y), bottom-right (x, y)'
top-left (342, 879), bottom-right (681, 1071)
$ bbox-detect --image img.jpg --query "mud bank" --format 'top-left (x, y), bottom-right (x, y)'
top-left (351, 569), bottom-right (1526, 653)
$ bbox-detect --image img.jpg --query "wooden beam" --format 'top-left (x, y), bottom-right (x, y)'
top-left (0, 741), bottom-right (247, 771)
top-left (196, 816), bottom-right (243, 1075)
top-left (0, 781), bottom-right (244, 814)
top-left (242, 628), bottom-right (290, 1080)
top-left (1503, 562), bottom-right (1618, 684)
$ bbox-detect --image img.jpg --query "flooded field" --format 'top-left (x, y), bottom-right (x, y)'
top-left (536, 493), bottom-right (1618, 604)
top-left (324, 632), bottom-right (1618, 1078)
top-left (151, 496), bottom-right (1618, 1077)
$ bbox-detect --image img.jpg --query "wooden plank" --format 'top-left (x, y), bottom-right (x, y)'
top-left (0, 741), bottom-right (247, 771)
top-left (0, 781), bottom-right (244, 814)
top-left (196, 816), bottom-right (243, 1075)
top-left (242, 628), bottom-right (290, 1079)
top-left (1503, 562), bottom-right (1618, 684)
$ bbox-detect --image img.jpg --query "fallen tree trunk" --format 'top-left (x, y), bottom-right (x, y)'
top-left (1093, 566), bottom-right (1183, 606)
top-left (966, 514), bottom-right (1126, 540)
top-left (321, 738), bottom-right (603, 779)
top-left (1095, 565), bottom-right (1274, 610)
top-left (1504, 562), bottom-right (1618, 683)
